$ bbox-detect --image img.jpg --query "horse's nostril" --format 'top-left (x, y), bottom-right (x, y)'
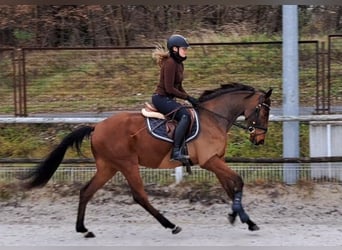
top-left (254, 139), bottom-right (264, 145)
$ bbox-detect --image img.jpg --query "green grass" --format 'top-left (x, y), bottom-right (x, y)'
top-left (0, 121), bottom-right (310, 159)
top-left (10, 41), bottom-right (324, 114)
top-left (227, 122), bottom-right (309, 158)
top-left (0, 124), bottom-right (92, 158)
top-left (0, 34), bottom-right (339, 159)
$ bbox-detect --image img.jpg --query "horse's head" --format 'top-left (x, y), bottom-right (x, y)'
top-left (243, 88), bottom-right (272, 145)
top-left (198, 83), bottom-right (272, 145)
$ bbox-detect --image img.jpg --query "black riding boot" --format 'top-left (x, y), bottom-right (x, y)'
top-left (171, 114), bottom-right (190, 162)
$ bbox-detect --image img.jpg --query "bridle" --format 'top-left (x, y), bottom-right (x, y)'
top-left (196, 96), bottom-right (270, 135)
top-left (234, 102), bottom-right (270, 135)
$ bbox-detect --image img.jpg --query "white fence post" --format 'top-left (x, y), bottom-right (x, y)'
top-left (175, 166), bottom-right (183, 184)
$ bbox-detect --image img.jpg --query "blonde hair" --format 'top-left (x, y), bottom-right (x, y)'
top-left (152, 44), bottom-right (169, 68)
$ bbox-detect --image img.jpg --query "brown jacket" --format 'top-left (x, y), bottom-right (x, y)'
top-left (154, 56), bottom-right (189, 100)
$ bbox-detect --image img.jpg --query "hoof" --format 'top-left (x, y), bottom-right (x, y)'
top-left (228, 212), bottom-right (237, 225)
top-left (246, 219), bottom-right (259, 231)
top-left (248, 224), bottom-right (260, 231)
top-left (172, 226), bottom-right (182, 234)
top-left (84, 231), bottom-right (96, 238)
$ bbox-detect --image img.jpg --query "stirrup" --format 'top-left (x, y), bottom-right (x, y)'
top-left (171, 154), bottom-right (190, 162)
top-left (171, 147), bottom-right (189, 162)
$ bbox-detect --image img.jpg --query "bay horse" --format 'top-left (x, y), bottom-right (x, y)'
top-left (20, 82), bottom-right (272, 238)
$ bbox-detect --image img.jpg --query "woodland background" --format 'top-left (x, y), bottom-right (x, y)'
top-left (0, 5), bottom-right (341, 47)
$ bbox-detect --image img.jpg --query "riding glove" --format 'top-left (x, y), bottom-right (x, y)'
top-left (187, 96), bottom-right (199, 106)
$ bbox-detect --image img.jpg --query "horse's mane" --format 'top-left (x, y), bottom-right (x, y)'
top-left (198, 82), bottom-right (260, 102)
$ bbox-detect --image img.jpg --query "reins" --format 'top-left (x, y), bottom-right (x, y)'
top-left (195, 98), bottom-right (270, 135)
top-left (195, 104), bottom-right (245, 130)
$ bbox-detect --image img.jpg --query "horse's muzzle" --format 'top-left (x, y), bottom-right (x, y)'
top-left (255, 139), bottom-right (264, 145)
top-left (251, 137), bottom-right (264, 145)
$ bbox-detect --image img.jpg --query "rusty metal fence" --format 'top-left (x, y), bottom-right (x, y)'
top-left (327, 35), bottom-right (342, 113)
top-left (2, 38), bottom-right (340, 117)
top-left (0, 48), bottom-right (16, 115)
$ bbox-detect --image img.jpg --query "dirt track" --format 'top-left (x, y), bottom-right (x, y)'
top-left (1, 182), bottom-right (342, 246)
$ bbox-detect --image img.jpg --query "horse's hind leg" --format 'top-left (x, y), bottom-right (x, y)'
top-left (202, 156), bottom-right (259, 231)
top-left (122, 165), bottom-right (182, 234)
top-left (76, 163), bottom-right (117, 238)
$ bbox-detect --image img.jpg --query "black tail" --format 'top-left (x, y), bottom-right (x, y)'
top-left (20, 125), bottom-right (94, 189)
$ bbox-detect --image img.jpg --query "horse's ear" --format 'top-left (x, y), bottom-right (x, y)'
top-left (265, 88), bottom-right (273, 99)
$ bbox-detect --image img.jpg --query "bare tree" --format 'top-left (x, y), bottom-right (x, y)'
top-left (0, 5), bottom-right (340, 47)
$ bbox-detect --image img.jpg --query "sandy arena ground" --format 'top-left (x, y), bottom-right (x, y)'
top-left (1, 182), bottom-right (342, 246)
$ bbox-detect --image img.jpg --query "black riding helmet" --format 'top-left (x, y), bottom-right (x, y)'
top-left (167, 35), bottom-right (190, 63)
top-left (167, 34), bottom-right (190, 51)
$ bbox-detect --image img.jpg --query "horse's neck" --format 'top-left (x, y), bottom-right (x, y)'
top-left (227, 94), bottom-right (249, 120)
top-left (201, 93), bottom-right (248, 130)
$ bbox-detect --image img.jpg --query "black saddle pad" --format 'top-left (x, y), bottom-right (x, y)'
top-left (146, 112), bottom-right (200, 143)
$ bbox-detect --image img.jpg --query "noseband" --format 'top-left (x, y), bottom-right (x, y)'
top-left (238, 102), bottom-right (270, 135)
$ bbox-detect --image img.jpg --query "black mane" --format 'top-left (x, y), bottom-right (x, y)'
top-left (198, 82), bottom-right (258, 102)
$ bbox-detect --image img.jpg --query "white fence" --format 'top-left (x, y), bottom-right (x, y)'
top-left (1, 165), bottom-right (342, 185)
top-left (1, 114), bottom-right (342, 185)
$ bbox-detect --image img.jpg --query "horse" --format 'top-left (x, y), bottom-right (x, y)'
top-left (20, 82), bottom-right (272, 238)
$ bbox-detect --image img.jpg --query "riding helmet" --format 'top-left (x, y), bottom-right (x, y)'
top-left (166, 34), bottom-right (190, 51)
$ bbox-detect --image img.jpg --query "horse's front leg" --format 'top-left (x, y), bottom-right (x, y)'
top-left (201, 155), bottom-right (259, 231)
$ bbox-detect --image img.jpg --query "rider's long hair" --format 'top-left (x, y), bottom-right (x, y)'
top-left (152, 44), bottom-right (169, 68)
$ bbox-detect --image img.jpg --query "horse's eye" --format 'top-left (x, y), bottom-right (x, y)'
top-left (248, 126), bottom-right (255, 133)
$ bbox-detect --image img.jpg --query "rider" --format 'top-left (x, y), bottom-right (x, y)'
top-left (152, 34), bottom-right (199, 162)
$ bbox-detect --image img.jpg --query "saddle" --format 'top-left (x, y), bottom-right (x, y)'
top-left (141, 102), bottom-right (200, 174)
top-left (141, 102), bottom-right (199, 142)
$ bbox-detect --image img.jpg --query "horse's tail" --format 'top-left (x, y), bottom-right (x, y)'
top-left (20, 125), bottom-right (94, 189)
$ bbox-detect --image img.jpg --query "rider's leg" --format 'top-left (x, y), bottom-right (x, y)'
top-left (152, 94), bottom-right (191, 162)
top-left (171, 113), bottom-right (190, 161)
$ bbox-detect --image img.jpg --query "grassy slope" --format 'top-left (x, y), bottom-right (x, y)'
top-left (1, 34), bottom-right (328, 159)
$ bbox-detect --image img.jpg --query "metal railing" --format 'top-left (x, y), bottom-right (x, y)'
top-left (0, 40), bottom-right (321, 116)
top-left (1, 164), bottom-right (341, 185)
